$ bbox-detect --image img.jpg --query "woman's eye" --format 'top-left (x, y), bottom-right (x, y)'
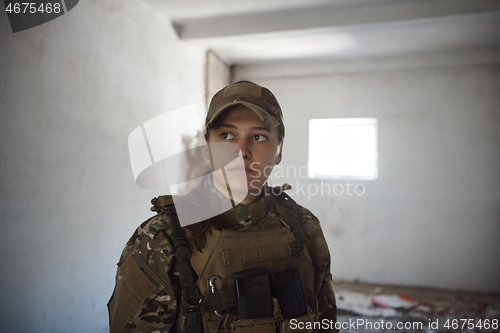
top-left (221, 133), bottom-right (234, 140)
top-left (253, 134), bottom-right (267, 141)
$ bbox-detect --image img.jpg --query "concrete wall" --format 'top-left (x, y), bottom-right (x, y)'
top-left (234, 52), bottom-right (500, 292)
top-left (205, 50), bottom-right (231, 105)
top-left (0, 1), bottom-right (206, 332)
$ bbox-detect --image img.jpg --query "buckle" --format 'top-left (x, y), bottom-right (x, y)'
top-left (208, 275), bottom-right (228, 318)
top-left (182, 308), bottom-right (202, 333)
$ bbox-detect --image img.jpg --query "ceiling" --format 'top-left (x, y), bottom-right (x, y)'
top-left (145, 0), bottom-right (500, 65)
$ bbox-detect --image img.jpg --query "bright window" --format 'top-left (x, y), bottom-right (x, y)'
top-left (308, 118), bottom-right (378, 180)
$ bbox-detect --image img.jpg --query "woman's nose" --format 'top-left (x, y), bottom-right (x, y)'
top-left (237, 139), bottom-right (252, 159)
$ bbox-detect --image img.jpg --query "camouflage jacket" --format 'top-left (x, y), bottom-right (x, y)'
top-left (108, 188), bottom-right (337, 332)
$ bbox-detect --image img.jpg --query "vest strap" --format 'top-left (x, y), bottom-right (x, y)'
top-left (271, 192), bottom-right (306, 270)
top-left (169, 211), bottom-right (204, 333)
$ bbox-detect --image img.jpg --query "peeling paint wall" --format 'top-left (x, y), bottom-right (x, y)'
top-left (0, 1), bottom-right (206, 332)
top-left (205, 50), bottom-right (231, 106)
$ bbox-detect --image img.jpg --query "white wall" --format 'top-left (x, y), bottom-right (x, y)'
top-left (235, 53), bottom-right (500, 292)
top-left (0, 1), bottom-right (206, 332)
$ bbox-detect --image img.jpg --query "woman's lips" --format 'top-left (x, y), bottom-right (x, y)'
top-left (229, 166), bottom-right (254, 174)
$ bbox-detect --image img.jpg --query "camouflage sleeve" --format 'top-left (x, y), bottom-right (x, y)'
top-left (108, 212), bottom-right (180, 333)
top-left (297, 205), bottom-right (338, 333)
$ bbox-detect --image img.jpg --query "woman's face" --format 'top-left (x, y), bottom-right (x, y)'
top-left (207, 105), bottom-right (282, 205)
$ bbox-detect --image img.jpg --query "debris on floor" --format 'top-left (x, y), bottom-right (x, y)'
top-left (334, 280), bottom-right (500, 332)
top-left (336, 290), bottom-right (398, 317)
top-left (371, 294), bottom-right (417, 309)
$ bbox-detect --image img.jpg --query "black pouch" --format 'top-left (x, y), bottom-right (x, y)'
top-left (233, 267), bottom-right (273, 319)
top-left (271, 267), bottom-right (307, 319)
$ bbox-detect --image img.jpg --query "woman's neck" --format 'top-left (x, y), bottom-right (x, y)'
top-left (212, 182), bottom-right (266, 206)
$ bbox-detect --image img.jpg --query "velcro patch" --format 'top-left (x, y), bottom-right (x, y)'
top-left (223, 82), bottom-right (261, 98)
top-left (223, 245), bottom-right (290, 265)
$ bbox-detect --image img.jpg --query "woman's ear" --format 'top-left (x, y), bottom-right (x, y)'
top-left (275, 143), bottom-right (283, 165)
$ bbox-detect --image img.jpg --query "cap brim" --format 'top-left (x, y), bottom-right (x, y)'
top-left (204, 102), bottom-right (280, 134)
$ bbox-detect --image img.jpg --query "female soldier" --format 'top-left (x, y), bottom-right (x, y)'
top-left (108, 81), bottom-right (337, 332)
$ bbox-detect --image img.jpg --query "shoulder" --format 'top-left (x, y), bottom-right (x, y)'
top-left (271, 190), bottom-right (331, 263)
top-left (292, 201), bottom-right (331, 263)
top-left (118, 198), bottom-right (179, 263)
top-left (270, 189), bottom-right (322, 237)
top-left (134, 201), bottom-right (178, 240)
top-left (294, 202), bottom-right (324, 238)
top-left (138, 212), bottom-right (176, 240)
top-left (270, 188), bottom-right (324, 239)
top-left (295, 202), bottom-right (319, 224)
top-left (141, 195), bottom-right (179, 239)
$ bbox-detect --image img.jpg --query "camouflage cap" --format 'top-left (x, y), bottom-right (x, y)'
top-left (205, 81), bottom-right (284, 135)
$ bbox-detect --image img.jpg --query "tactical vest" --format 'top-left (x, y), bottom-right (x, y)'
top-left (174, 192), bottom-right (318, 333)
